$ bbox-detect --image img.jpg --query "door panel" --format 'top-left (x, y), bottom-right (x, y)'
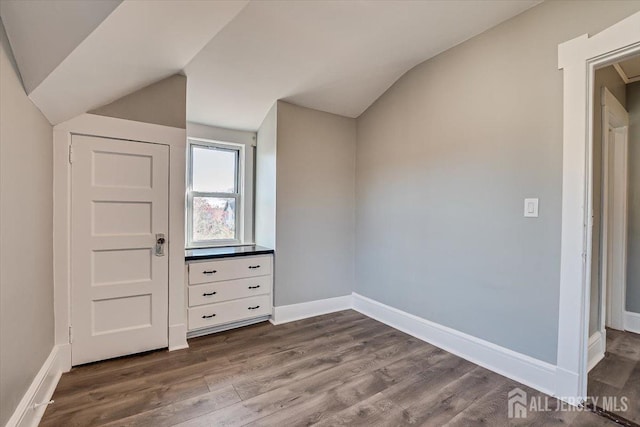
top-left (71, 135), bottom-right (169, 365)
top-left (92, 201), bottom-right (152, 235)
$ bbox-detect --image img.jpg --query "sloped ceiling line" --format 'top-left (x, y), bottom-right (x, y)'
top-left (2, 0), bottom-right (539, 128)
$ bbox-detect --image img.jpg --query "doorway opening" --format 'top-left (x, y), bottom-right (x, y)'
top-left (586, 55), bottom-right (640, 425)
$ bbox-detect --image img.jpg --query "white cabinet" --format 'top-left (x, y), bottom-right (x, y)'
top-left (188, 295), bottom-right (271, 330)
top-left (186, 254), bottom-right (273, 336)
top-left (188, 256), bottom-right (272, 284)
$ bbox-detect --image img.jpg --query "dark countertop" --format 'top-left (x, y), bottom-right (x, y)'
top-left (185, 245), bottom-right (274, 261)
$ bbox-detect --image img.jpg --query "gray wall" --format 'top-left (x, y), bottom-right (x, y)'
top-left (275, 101), bottom-right (356, 306)
top-left (628, 81), bottom-right (640, 314)
top-left (355, 0), bottom-right (640, 364)
top-left (590, 66), bottom-right (627, 335)
top-left (255, 101), bottom-right (356, 306)
top-left (0, 19), bottom-right (54, 425)
top-left (90, 74), bottom-right (187, 129)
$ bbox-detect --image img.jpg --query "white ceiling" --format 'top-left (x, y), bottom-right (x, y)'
top-left (186, 0), bottom-right (539, 130)
top-left (0, 0), bottom-right (121, 93)
top-left (1, 0), bottom-right (540, 129)
top-left (2, 0), bottom-right (249, 125)
top-left (617, 55), bottom-right (640, 81)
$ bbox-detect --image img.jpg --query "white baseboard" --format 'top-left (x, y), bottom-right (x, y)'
top-left (554, 367), bottom-right (582, 403)
top-left (6, 345), bottom-right (65, 427)
top-left (587, 331), bottom-right (605, 372)
top-left (271, 295), bottom-right (352, 325)
top-left (351, 293), bottom-right (558, 397)
top-left (57, 343), bottom-right (72, 373)
top-left (625, 311), bottom-right (640, 334)
top-left (169, 323), bottom-right (189, 351)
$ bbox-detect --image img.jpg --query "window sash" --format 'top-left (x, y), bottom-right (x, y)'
top-left (189, 143), bottom-right (239, 194)
top-left (187, 140), bottom-right (243, 247)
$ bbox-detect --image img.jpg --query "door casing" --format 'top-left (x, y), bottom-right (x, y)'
top-left (587, 87), bottom-right (630, 373)
top-left (53, 114), bottom-right (187, 372)
top-left (557, 11), bottom-right (640, 402)
top-left (599, 88), bottom-right (629, 334)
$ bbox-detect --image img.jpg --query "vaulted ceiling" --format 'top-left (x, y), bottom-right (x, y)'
top-left (1, 0), bottom-right (540, 130)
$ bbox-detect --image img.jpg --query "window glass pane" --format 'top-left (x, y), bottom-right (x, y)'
top-left (192, 197), bottom-right (236, 241)
top-left (192, 146), bottom-right (237, 193)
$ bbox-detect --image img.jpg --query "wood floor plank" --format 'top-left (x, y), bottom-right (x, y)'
top-left (607, 330), bottom-right (640, 361)
top-left (41, 310), bottom-right (618, 427)
top-left (236, 337), bottom-right (441, 425)
top-left (379, 353), bottom-right (477, 409)
top-left (51, 314), bottom-right (374, 409)
top-left (41, 377), bottom-right (212, 427)
top-left (173, 334), bottom-right (429, 426)
top-left (399, 367), bottom-right (509, 425)
top-left (588, 330), bottom-right (640, 424)
top-left (199, 312), bottom-right (371, 361)
top-left (310, 391), bottom-right (410, 427)
top-left (589, 353), bottom-right (637, 388)
top-left (52, 350), bottom-right (211, 397)
top-left (100, 385), bottom-right (242, 427)
top-left (202, 318), bottom-right (392, 393)
top-left (172, 385), bottom-right (301, 427)
top-left (229, 328), bottom-right (408, 400)
top-left (242, 369), bottom-right (394, 426)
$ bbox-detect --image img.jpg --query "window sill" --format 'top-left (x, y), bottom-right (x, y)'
top-left (185, 242), bottom-right (255, 250)
top-left (185, 244), bottom-right (273, 261)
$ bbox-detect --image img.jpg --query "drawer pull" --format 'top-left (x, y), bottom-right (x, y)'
top-left (203, 270), bottom-right (217, 275)
top-left (202, 291), bottom-right (217, 296)
top-left (248, 305), bottom-right (261, 310)
top-left (248, 265), bottom-right (261, 269)
top-left (248, 285), bottom-right (261, 289)
top-left (202, 314), bottom-right (216, 319)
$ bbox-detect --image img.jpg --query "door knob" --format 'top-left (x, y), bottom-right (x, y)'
top-left (155, 233), bottom-right (166, 256)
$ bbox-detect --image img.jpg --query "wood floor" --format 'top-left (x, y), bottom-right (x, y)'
top-left (41, 310), bottom-right (617, 426)
top-left (588, 328), bottom-right (640, 425)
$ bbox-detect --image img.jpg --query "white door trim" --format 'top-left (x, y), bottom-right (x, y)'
top-left (625, 311), bottom-right (640, 334)
top-left (557, 11), bottom-right (640, 401)
top-left (600, 88), bottom-right (629, 332)
top-left (53, 114), bottom-right (187, 370)
top-left (587, 331), bottom-right (605, 372)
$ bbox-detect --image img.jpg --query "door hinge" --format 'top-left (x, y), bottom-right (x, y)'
top-left (68, 145), bottom-right (74, 163)
top-left (69, 326), bottom-right (73, 343)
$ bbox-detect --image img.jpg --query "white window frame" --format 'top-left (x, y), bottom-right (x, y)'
top-left (186, 138), bottom-right (245, 248)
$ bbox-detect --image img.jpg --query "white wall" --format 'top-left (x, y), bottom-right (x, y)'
top-left (0, 0), bottom-right (121, 93)
top-left (255, 103), bottom-right (277, 249)
top-left (355, 0), bottom-right (640, 364)
top-left (0, 19), bottom-right (54, 426)
top-left (188, 121), bottom-right (255, 146)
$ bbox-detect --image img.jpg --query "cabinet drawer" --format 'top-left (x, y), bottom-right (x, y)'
top-left (188, 255), bottom-right (272, 285)
top-left (188, 295), bottom-right (271, 330)
top-left (189, 276), bottom-right (271, 307)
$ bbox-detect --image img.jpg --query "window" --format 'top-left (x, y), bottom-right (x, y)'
top-left (187, 140), bottom-right (243, 247)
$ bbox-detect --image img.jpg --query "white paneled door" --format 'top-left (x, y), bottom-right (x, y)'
top-left (71, 135), bottom-right (169, 365)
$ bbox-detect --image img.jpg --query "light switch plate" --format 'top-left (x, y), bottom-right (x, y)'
top-left (524, 198), bottom-right (539, 218)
